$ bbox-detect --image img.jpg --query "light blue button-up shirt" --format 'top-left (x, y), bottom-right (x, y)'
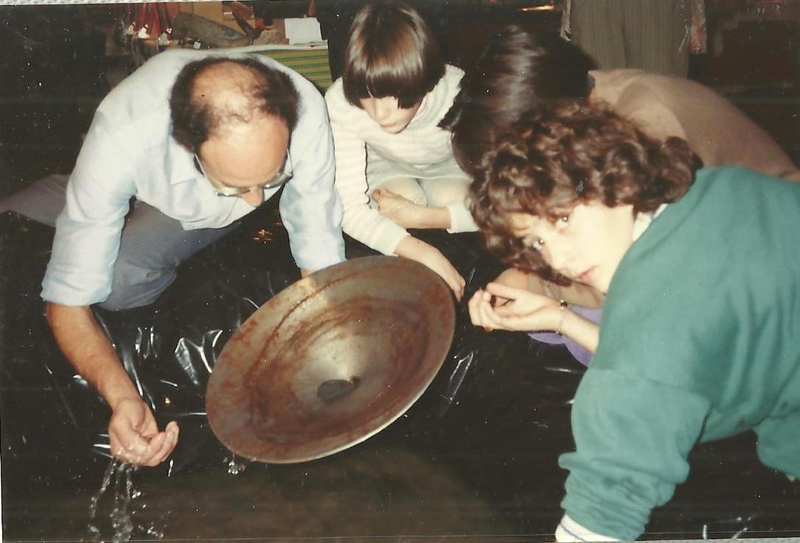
top-left (41, 49), bottom-right (345, 306)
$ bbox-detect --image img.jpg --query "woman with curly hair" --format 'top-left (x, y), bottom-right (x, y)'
top-left (468, 102), bottom-right (800, 541)
top-left (446, 25), bottom-right (800, 364)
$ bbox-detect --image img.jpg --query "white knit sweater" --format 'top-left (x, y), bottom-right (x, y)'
top-left (325, 65), bottom-right (474, 255)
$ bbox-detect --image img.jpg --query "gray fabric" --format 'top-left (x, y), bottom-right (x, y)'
top-left (0, 174), bottom-right (237, 310)
top-left (571, 0), bottom-right (690, 77)
top-left (0, 173), bottom-right (72, 227)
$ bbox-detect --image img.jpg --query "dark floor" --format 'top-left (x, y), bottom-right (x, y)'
top-left (4, 208), bottom-right (800, 543)
top-left (2, 4), bottom-right (800, 543)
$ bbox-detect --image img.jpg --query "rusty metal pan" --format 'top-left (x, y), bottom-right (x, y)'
top-left (206, 256), bottom-right (456, 463)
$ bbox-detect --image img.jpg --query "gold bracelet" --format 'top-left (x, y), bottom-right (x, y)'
top-left (556, 299), bottom-right (569, 335)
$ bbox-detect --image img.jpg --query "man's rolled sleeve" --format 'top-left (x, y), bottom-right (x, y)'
top-left (41, 118), bottom-right (133, 306)
top-left (280, 107), bottom-right (345, 272)
top-left (559, 369), bottom-right (710, 540)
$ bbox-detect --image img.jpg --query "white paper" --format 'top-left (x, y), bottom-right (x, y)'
top-left (284, 17), bottom-right (323, 45)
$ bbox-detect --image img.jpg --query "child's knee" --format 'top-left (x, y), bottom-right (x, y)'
top-left (370, 177), bottom-right (427, 206)
top-left (423, 177), bottom-right (471, 207)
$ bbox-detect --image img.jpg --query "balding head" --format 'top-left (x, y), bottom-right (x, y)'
top-left (170, 57), bottom-right (299, 153)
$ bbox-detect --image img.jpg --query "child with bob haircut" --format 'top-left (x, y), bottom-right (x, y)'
top-left (468, 101), bottom-right (800, 541)
top-left (325, 0), bottom-right (474, 299)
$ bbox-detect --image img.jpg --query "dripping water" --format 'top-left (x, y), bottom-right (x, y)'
top-left (227, 453), bottom-right (254, 475)
top-left (87, 459), bottom-right (165, 542)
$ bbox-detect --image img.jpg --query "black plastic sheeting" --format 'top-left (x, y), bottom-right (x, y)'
top-left (0, 197), bottom-right (507, 473)
top-left (2, 200), bottom-right (800, 540)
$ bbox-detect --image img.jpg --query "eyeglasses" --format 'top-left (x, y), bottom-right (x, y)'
top-left (194, 150), bottom-right (294, 197)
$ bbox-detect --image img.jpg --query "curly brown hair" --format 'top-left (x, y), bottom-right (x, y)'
top-left (469, 101), bottom-right (700, 281)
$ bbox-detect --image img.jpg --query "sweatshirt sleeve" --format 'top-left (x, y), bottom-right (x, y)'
top-left (555, 514), bottom-right (619, 542)
top-left (446, 201), bottom-right (478, 233)
top-left (559, 369), bottom-right (710, 540)
top-left (325, 80), bottom-right (410, 255)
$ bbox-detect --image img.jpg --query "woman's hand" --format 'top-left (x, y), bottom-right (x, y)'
top-left (468, 282), bottom-right (562, 332)
top-left (394, 236), bottom-right (465, 300)
top-left (488, 268), bottom-right (532, 308)
top-left (469, 281), bottom-right (601, 354)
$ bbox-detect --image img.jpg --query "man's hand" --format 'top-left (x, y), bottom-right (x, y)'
top-left (468, 282), bottom-right (562, 332)
top-left (394, 236), bottom-right (465, 300)
top-left (109, 397), bottom-right (179, 467)
top-left (46, 303), bottom-right (180, 468)
top-left (373, 188), bottom-right (451, 229)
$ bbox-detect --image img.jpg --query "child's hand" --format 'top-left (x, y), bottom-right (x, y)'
top-left (468, 282), bottom-right (562, 332)
top-left (373, 189), bottom-right (426, 228)
top-left (394, 236), bottom-right (465, 300)
top-left (413, 246), bottom-right (465, 301)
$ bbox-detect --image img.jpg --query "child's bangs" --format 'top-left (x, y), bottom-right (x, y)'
top-left (363, 56), bottom-right (426, 108)
top-left (343, 61), bottom-right (423, 109)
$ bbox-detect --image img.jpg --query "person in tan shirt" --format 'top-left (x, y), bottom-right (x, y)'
top-left (589, 69), bottom-right (800, 182)
top-left (442, 24), bottom-right (800, 182)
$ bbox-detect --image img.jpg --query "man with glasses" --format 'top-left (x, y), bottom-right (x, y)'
top-left (194, 149), bottom-right (293, 200)
top-left (0, 51), bottom-right (344, 467)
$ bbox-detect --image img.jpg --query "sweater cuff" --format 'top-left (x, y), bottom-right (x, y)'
top-left (555, 514), bottom-right (620, 542)
top-left (445, 201), bottom-right (478, 233)
top-left (381, 229), bottom-right (412, 256)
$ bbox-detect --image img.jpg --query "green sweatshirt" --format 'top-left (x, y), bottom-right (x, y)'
top-left (560, 166), bottom-right (800, 540)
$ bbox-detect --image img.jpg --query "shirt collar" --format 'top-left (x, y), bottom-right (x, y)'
top-left (632, 204), bottom-right (668, 242)
top-left (166, 139), bottom-right (203, 185)
top-left (407, 94), bottom-right (430, 128)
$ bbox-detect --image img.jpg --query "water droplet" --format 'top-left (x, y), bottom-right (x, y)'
top-left (226, 453), bottom-right (253, 475)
